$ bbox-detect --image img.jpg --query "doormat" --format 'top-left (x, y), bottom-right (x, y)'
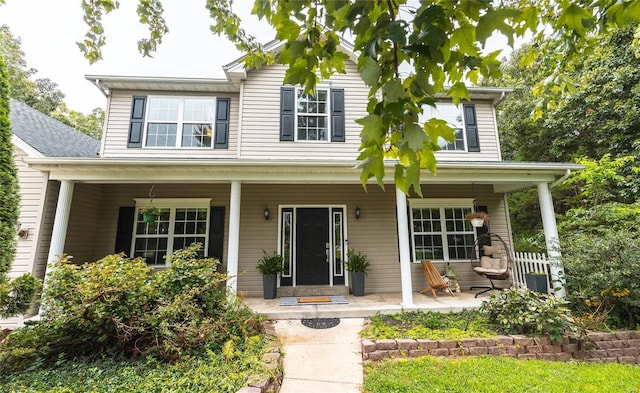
top-left (279, 296), bottom-right (348, 306)
top-left (301, 318), bottom-right (340, 329)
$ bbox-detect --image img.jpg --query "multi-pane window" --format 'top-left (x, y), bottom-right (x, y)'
top-left (145, 97), bottom-right (215, 148)
top-left (133, 201), bottom-right (210, 265)
top-left (410, 200), bottom-right (475, 262)
top-left (296, 88), bottom-right (329, 141)
top-left (421, 103), bottom-right (466, 151)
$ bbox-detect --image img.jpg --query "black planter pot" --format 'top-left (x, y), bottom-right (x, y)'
top-left (262, 274), bottom-right (278, 299)
top-left (351, 271), bottom-right (366, 297)
top-left (525, 273), bottom-right (548, 295)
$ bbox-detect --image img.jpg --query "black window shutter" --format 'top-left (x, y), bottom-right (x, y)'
top-left (208, 207), bottom-right (225, 262)
top-left (280, 87), bottom-right (295, 141)
top-left (214, 98), bottom-right (230, 149)
top-left (128, 96), bottom-right (146, 148)
top-left (115, 207), bottom-right (135, 255)
top-left (330, 88), bottom-right (345, 142)
top-left (463, 103), bottom-right (480, 152)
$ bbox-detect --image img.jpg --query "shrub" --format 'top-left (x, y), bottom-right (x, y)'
top-left (561, 228), bottom-right (640, 329)
top-left (0, 243), bottom-right (263, 373)
top-left (480, 288), bottom-right (578, 342)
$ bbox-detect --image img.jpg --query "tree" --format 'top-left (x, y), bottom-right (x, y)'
top-left (0, 56), bottom-right (40, 318)
top-left (53, 104), bottom-right (105, 140)
top-left (74, 1), bottom-right (640, 193)
top-left (0, 25), bottom-right (65, 116)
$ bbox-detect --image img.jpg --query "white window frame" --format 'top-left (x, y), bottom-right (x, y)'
top-left (409, 198), bottom-right (476, 262)
top-left (420, 102), bottom-right (467, 152)
top-left (143, 96), bottom-right (217, 149)
top-left (132, 198), bottom-right (212, 266)
top-left (294, 86), bottom-right (331, 143)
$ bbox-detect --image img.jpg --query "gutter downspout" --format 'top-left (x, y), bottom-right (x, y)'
top-left (492, 91), bottom-right (507, 106)
top-left (93, 78), bottom-right (109, 98)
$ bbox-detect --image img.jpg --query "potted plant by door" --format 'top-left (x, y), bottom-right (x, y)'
top-left (525, 271), bottom-right (549, 295)
top-left (139, 206), bottom-right (160, 223)
top-left (465, 211), bottom-right (489, 228)
top-left (256, 250), bottom-right (285, 299)
top-left (346, 249), bottom-right (370, 297)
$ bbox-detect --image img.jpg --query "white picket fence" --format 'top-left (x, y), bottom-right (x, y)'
top-left (512, 252), bottom-right (551, 290)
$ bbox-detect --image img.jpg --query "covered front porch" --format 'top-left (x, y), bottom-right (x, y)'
top-left (243, 291), bottom-right (485, 320)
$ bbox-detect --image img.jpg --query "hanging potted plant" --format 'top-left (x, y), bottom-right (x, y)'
top-left (346, 249), bottom-right (370, 297)
top-left (465, 211), bottom-right (489, 228)
top-left (256, 250), bottom-right (285, 299)
top-left (139, 206), bottom-right (160, 223)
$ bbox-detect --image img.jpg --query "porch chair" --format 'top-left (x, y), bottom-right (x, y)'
top-left (469, 233), bottom-right (513, 298)
top-left (419, 260), bottom-right (455, 298)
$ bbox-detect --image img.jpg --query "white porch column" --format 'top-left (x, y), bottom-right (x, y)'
top-left (226, 181), bottom-right (241, 293)
top-left (537, 182), bottom-right (566, 297)
top-left (46, 180), bottom-right (75, 267)
top-left (396, 187), bottom-right (415, 307)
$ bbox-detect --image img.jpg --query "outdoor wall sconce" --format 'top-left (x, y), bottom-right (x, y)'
top-left (355, 207), bottom-right (361, 220)
top-left (264, 207), bottom-right (270, 221)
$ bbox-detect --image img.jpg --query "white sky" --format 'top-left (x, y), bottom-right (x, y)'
top-left (0, 0), bottom-right (274, 112)
top-left (0, 1), bottom-right (514, 114)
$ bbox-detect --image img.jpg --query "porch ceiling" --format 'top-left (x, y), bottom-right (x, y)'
top-left (24, 158), bottom-right (582, 192)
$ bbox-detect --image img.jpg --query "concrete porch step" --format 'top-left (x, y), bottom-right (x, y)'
top-left (278, 285), bottom-right (349, 297)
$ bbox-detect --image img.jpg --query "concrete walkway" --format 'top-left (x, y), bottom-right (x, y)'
top-left (274, 318), bottom-right (364, 393)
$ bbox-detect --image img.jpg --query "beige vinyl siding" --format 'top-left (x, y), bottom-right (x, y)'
top-left (101, 90), bottom-right (239, 158)
top-left (33, 180), bottom-right (58, 279)
top-left (87, 184), bottom-right (231, 263)
top-left (239, 63), bottom-right (369, 160)
top-left (12, 147), bottom-right (48, 278)
top-left (435, 101), bottom-right (501, 162)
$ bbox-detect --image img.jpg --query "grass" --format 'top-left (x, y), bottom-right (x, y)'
top-left (364, 356), bottom-right (640, 393)
top-left (360, 310), bottom-right (498, 341)
top-left (0, 335), bottom-right (279, 393)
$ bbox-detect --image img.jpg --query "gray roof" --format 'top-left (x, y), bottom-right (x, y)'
top-left (9, 99), bottom-right (100, 157)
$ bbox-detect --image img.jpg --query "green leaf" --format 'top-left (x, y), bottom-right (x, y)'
top-left (383, 79), bottom-right (404, 103)
top-left (450, 23), bottom-right (477, 56)
top-left (557, 5), bottom-right (594, 36)
top-left (358, 56), bottom-right (382, 87)
top-left (357, 114), bottom-right (384, 145)
top-left (402, 123), bottom-right (427, 151)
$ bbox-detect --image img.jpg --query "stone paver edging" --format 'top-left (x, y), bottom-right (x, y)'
top-left (362, 331), bottom-right (640, 364)
top-left (237, 322), bottom-right (283, 393)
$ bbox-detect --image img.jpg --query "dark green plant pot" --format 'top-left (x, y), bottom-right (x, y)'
top-left (262, 274), bottom-right (278, 299)
top-left (143, 213), bottom-right (157, 223)
top-left (525, 273), bottom-right (548, 295)
top-left (351, 271), bottom-right (366, 297)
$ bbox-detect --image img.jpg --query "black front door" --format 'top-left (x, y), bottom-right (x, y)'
top-left (296, 208), bottom-right (329, 285)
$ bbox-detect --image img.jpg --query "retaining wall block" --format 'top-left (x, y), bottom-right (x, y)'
top-left (237, 387), bottom-right (261, 393)
top-left (495, 336), bottom-right (514, 346)
top-left (361, 340), bottom-right (376, 353)
top-left (409, 349), bottom-right (428, 358)
top-left (626, 339), bottom-right (640, 347)
top-left (460, 339), bottom-right (478, 348)
top-left (504, 346), bottom-right (520, 355)
top-left (586, 332), bottom-right (605, 342)
top-left (430, 348), bottom-right (450, 356)
top-left (512, 336), bottom-right (534, 346)
top-left (630, 331), bottom-right (640, 339)
top-left (388, 350), bottom-right (401, 358)
top-left (516, 354), bottom-right (537, 360)
top-left (468, 347), bottom-right (488, 356)
top-left (537, 353), bottom-right (556, 361)
top-left (368, 350), bottom-right (389, 361)
top-left (416, 339), bottom-right (438, 350)
top-left (438, 340), bottom-right (458, 349)
top-left (534, 337), bottom-right (551, 345)
top-left (595, 341), bottom-right (612, 350)
top-left (606, 349), bottom-right (623, 358)
top-left (622, 347), bottom-right (639, 357)
top-left (526, 345), bottom-right (542, 354)
top-left (601, 357), bottom-right (618, 363)
top-left (611, 340), bottom-right (626, 349)
top-left (562, 343), bottom-right (579, 353)
top-left (542, 344), bottom-right (563, 353)
top-left (555, 353), bottom-right (572, 361)
top-left (487, 346), bottom-right (507, 356)
top-left (615, 331), bottom-right (631, 340)
top-left (618, 356), bottom-right (637, 364)
top-left (396, 339), bottom-right (418, 351)
top-left (376, 339), bottom-right (397, 351)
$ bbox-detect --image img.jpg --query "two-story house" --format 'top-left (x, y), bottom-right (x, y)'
top-left (7, 40), bottom-right (580, 324)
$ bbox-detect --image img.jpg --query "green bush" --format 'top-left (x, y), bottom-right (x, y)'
top-left (480, 288), bottom-right (578, 342)
top-left (0, 243), bottom-right (263, 373)
top-left (561, 228), bottom-right (640, 329)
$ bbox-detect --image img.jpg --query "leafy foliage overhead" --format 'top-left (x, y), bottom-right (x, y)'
top-left (75, 1), bottom-right (640, 193)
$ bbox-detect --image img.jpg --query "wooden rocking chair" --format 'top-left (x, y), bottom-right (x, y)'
top-left (419, 260), bottom-right (455, 298)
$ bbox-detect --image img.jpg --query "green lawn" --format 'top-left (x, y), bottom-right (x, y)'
top-left (364, 356), bottom-right (640, 393)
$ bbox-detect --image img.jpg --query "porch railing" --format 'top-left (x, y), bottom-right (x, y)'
top-left (512, 252), bottom-right (551, 290)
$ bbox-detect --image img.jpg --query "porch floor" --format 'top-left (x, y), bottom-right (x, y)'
top-left (243, 290), bottom-right (489, 320)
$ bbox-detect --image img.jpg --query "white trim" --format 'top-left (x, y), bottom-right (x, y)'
top-left (294, 86), bottom-right (331, 143)
top-left (11, 135), bottom-right (44, 158)
top-left (409, 198), bottom-right (475, 208)
top-left (396, 188), bottom-right (415, 308)
top-left (227, 181), bottom-right (241, 292)
top-left (134, 198), bottom-right (211, 207)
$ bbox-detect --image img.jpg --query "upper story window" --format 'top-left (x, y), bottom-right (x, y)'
top-left (127, 95), bottom-right (230, 149)
top-left (280, 86), bottom-right (345, 143)
top-left (420, 102), bottom-right (480, 153)
top-left (297, 88), bottom-right (329, 141)
top-left (145, 97), bottom-right (215, 148)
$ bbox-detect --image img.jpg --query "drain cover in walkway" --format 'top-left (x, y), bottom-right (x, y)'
top-left (301, 318), bottom-right (340, 329)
